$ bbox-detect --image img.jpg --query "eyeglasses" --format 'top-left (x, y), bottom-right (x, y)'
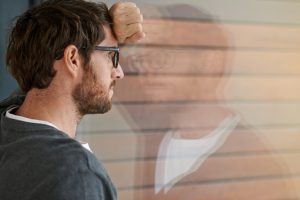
top-left (54, 46), bottom-right (120, 69)
top-left (94, 46), bottom-right (119, 69)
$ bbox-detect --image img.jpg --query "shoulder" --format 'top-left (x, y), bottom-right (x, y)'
top-left (2, 130), bottom-right (117, 199)
top-left (26, 131), bottom-right (105, 173)
top-left (4, 127), bottom-right (109, 178)
top-left (40, 134), bottom-right (117, 199)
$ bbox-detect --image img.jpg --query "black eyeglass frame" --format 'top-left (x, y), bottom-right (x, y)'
top-left (94, 46), bottom-right (119, 69)
top-left (54, 46), bottom-right (120, 69)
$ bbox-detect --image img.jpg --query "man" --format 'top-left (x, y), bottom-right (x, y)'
top-left (0, 0), bottom-right (144, 199)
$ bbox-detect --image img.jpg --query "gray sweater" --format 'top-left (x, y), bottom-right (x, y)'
top-left (0, 94), bottom-right (117, 200)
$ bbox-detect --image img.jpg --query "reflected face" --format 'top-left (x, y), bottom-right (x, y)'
top-left (119, 19), bottom-right (228, 102)
top-left (122, 47), bottom-right (225, 101)
top-left (122, 47), bottom-right (179, 99)
top-left (73, 26), bottom-right (124, 115)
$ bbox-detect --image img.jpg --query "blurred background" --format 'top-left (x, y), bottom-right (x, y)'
top-left (2, 0), bottom-right (300, 199)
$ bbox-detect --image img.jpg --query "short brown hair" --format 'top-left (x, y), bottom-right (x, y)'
top-left (6, 0), bottom-right (112, 92)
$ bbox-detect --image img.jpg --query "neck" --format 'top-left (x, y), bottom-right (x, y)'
top-left (169, 105), bottom-right (234, 137)
top-left (16, 88), bottom-right (81, 138)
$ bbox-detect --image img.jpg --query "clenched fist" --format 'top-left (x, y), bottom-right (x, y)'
top-left (109, 2), bottom-right (145, 43)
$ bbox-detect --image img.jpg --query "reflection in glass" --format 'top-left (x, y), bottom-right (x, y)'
top-left (155, 114), bottom-right (240, 193)
top-left (115, 3), bottom-right (297, 199)
top-left (79, 1), bottom-right (300, 199)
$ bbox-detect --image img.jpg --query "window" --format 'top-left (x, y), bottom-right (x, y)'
top-left (79, 1), bottom-right (300, 199)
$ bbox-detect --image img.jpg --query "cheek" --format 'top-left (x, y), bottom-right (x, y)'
top-left (97, 68), bottom-right (112, 89)
top-left (90, 59), bottom-right (112, 85)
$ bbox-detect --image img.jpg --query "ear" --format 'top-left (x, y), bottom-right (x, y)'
top-left (63, 45), bottom-right (82, 78)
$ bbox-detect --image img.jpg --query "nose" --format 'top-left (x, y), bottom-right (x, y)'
top-left (112, 63), bottom-right (124, 79)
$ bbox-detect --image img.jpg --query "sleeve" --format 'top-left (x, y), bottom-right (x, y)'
top-left (40, 169), bottom-right (117, 200)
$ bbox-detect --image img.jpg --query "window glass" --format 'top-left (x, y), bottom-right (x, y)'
top-left (78, 1), bottom-right (300, 199)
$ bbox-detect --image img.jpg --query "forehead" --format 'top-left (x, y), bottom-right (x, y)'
top-left (99, 25), bottom-right (118, 46)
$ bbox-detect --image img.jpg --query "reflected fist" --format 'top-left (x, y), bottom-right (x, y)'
top-left (109, 2), bottom-right (145, 43)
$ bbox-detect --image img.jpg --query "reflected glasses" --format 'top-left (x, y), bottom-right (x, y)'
top-left (94, 46), bottom-right (119, 68)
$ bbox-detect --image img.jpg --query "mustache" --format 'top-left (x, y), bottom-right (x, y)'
top-left (110, 80), bottom-right (116, 88)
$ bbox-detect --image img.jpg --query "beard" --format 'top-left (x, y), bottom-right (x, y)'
top-left (72, 65), bottom-right (115, 116)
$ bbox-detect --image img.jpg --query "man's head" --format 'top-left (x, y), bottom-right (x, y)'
top-left (6, 0), bottom-right (112, 92)
top-left (6, 0), bottom-right (124, 115)
top-left (72, 26), bottom-right (123, 115)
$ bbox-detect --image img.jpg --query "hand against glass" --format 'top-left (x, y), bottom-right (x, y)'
top-left (110, 2), bottom-right (145, 43)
